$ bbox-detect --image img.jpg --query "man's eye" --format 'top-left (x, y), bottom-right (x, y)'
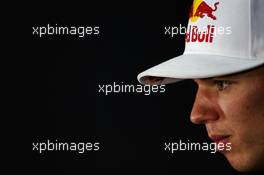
top-left (213, 80), bottom-right (231, 91)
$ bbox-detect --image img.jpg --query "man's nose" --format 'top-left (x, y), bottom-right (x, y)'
top-left (190, 88), bottom-right (220, 124)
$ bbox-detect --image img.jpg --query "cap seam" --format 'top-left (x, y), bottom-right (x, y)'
top-left (249, 0), bottom-right (252, 59)
top-left (183, 52), bottom-right (253, 60)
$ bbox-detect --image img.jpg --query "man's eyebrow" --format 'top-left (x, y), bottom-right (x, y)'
top-left (212, 75), bottom-right (241, 80)
top-left (193, 78), bottom-right (212, 83)
top-left (193, 77), bottom-right (235, 85)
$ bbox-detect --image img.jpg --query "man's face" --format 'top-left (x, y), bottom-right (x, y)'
top-left (190, 66), bottom-right (264, 172)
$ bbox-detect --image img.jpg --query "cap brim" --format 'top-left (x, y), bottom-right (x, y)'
top-left (137, 54), bottom-right (264, 85)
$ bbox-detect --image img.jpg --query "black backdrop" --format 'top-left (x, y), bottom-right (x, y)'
top-left (11, 1), bottom-right (260, 174)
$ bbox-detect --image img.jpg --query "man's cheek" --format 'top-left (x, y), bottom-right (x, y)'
top-left (220, 88), bottom-right (250, 114)
top-left (234, 124), bottom-right (258, 157)
top-left (219, 96), bottom-right (247, 121)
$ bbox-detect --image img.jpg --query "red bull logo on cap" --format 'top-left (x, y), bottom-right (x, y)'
top-left (186, 0), bottom-right (220, 43)
top-left (190, 0), bottom-right (220, 22)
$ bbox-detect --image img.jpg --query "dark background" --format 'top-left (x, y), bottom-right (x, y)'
top-left (10, 1), bottom-right (257, 174)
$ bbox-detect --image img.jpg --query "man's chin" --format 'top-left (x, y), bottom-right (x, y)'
top-left (224, 151), bottom-right (264, 172)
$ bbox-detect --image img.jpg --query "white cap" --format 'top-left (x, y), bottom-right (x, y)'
top-left (138, 0), bottom-right (264, 85)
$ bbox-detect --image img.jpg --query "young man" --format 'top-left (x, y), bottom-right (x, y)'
top-left (137, 0), bottom-right (264, 172)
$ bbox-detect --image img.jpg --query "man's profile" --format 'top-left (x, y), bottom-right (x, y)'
top-left (137, 0), bottom-right (264, 172)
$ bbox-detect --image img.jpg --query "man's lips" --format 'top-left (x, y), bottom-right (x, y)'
top-left (209, 135), bottom-right (231, 144)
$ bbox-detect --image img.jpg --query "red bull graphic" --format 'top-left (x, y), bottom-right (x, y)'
top-left (190, 0), bottom-right (220, 22)
top-left (186, 25), bottom-right (215, 43)
top-left (186, 0), bottom-right (220, 43)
